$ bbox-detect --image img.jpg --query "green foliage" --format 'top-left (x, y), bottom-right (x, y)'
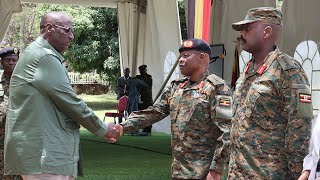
top-left (36, 5), bottom-right (120, 86)
top-left (178, 0), bottom-right (188, 41)
top-left (2, 3), bottom-right (38, 49)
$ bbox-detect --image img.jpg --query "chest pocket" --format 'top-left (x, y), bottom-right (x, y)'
top-left (248, 83), bottom-right (279, 111)
top-left (169, 89), bottom-right (211, 131)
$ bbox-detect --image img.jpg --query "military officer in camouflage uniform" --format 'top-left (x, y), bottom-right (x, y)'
top-left (0, 48), bottom-right (22, 180)
top-left (227, 7), bottom-right (313, 179)
top-left (118, 38), bottom-right (232, 179)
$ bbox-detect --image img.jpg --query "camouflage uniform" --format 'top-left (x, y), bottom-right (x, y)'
top-left (228, 48), bottom-right (313, 179)
top-left (122, 74), bottom-right (232, 179)
top-left (0, 75), bottom-right (22, 180)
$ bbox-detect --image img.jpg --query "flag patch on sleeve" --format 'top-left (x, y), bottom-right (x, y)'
top-left (299, 93), bottom-right (312, 103)
top-left (219, 97), bottom-right (231, 107)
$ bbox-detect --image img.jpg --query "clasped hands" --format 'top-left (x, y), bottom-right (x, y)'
top-left (104, 123), bottom-right (124, 143)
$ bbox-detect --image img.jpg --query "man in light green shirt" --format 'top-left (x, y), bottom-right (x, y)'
top-left (4, 12), bottom-right (121, 179)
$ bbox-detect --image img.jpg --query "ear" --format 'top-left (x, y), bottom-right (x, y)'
top-left (199, 53), bottom-right (205, 60)
top-left (45, 23), bottom-right (53, 34)
top-left (263, 26), bottom-right (272, 39)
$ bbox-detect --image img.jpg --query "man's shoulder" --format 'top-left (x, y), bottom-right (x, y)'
top-left (206, 74), bottom-right (226, 86)
top-left (276, 52), bottom-right (303, 71)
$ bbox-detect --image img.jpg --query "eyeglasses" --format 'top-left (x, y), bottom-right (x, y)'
top-left (54, 24), bottom-right (74, 34)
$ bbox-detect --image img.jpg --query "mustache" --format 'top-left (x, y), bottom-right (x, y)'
top-left (238, 36), bottom-right (246, 43)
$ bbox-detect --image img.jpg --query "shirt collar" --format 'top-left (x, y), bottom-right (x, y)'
top-left (36, 36), bottom-right (65, 63)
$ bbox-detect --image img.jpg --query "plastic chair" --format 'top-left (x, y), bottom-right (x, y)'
top-left (104, 95), bottom-right (128, 124)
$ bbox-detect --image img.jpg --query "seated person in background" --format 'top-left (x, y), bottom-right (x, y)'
top-left (135, 65), bottom-right (153, 135)
top-left (117, 67), bottom-right (131, 123)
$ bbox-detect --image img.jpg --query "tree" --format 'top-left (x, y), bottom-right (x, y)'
top-left (178, 0), bottom-right (188, 41)
top-left (36, 5), bottom-right (120, 86)
top-left (2, 3), bottom-right (38, 50)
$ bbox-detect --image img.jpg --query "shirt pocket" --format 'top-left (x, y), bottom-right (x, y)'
top-left (172, 92), bottom-right (211, 131)
top-left (249, 83), bottom-right (285, 130)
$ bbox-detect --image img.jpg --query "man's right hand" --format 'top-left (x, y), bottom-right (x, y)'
top-left (104, 123), bottom-right (124, 143)
top-left (206, 170), bottom-right (221, 180)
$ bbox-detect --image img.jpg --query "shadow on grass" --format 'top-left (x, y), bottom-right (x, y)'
top-left (79, 130), bottom-right (172, 180)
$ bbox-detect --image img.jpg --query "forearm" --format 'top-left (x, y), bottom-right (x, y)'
top-left (122, 105), bottom-right (169, 133)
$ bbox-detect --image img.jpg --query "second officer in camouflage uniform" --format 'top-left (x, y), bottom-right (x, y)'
top-left (120, 38), bottom-right (232, 179)
top-left (228, 7), bottom-right (313, 179)
top-left (0, 48), bottom-right (22, 180)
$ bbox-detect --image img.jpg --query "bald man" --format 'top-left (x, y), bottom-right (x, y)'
top-left (225, 7), bottom-right (313, 179)
top-left (4, 12), bottom-right (121, 180)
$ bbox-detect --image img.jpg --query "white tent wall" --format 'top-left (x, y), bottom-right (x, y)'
top-left (137, 0), bottom-right (182, 134)
top-left (117, 2), bottom-right (141, 76)
top-left (0, 0), bottom-right (22, 42)
top-left (209, 0), bottom-right (276, 85)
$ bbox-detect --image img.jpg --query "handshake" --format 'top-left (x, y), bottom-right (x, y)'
top-left (104, 123), bottom-right (124, 143)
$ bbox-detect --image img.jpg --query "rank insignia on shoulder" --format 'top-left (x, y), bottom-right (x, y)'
top-left (219, 97), bottom-right (231, 107)
top-left (299, 93), bottom-right (312, 103)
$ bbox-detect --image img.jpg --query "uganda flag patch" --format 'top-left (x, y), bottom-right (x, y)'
top-left (219, 97), bottom-right (231, 107)
top-left (299, 93), bottom-right (312, 103)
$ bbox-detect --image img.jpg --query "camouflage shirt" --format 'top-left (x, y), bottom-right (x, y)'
top-left (0, 75), bottom-right (22, 180)
top-left (228, 48), bottom-right (313, 179)
top-left (122, 74), bottom-right (232, 179)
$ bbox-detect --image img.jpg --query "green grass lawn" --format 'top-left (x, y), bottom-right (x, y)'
top-left (77, 94), bottom-right (172, 180)
top-left (79, 93), bottom-right (118, 121)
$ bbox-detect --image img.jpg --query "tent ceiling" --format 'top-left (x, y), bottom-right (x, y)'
top-left (20, 0), bottom-right (138, 8)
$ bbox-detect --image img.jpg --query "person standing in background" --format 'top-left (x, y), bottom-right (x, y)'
top-left (135, 65), bottom-right (153, 135)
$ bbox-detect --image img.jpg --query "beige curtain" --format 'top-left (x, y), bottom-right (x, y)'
top-left (0, 0), bottom-right (22, 43)
top-left (209, 0), bottom-right (276, 84)
top-left (141, 0), bottom-right (181, 97)
top-left (117, 1), bottom-right (142, 76)
top-left (279, 0), bottom-right (320, 56)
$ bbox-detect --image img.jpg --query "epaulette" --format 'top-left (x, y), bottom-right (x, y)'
top-left (277, 53), bottom-right (301, 71)
top-left (206, 74), bottom-right (225, 86)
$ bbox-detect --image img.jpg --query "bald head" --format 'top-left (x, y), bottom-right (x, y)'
top-left (39, 12), bottom-right (74, 53)
top-left (40, 12), bottom-right (70, 34)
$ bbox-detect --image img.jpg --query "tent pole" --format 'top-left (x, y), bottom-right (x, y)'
top-left (153, 57), bottom-right (180, 103)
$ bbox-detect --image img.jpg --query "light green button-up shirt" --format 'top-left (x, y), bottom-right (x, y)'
top-left (4, 36), bottom-right (108, 177)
